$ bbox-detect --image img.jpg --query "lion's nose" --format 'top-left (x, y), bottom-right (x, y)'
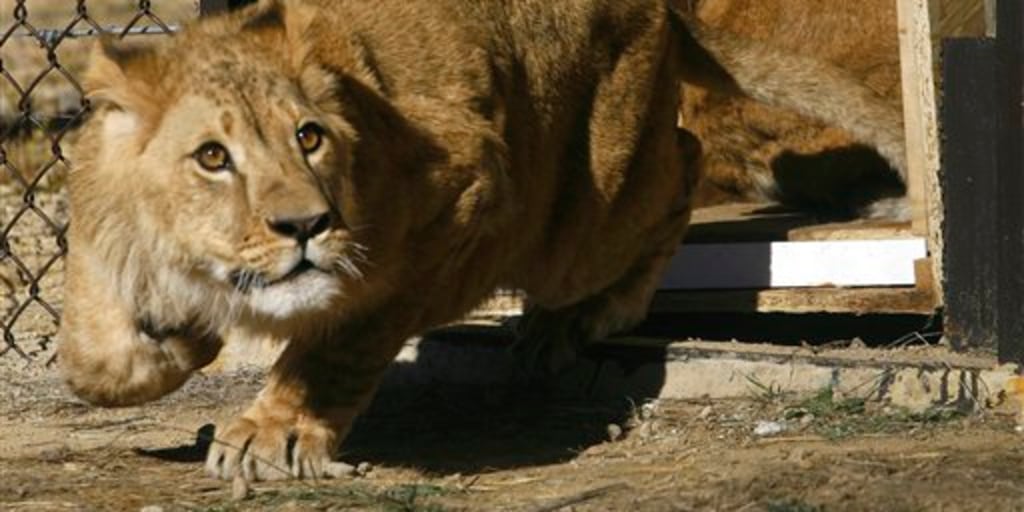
top-left (266, 212), bottom-right (331, 243)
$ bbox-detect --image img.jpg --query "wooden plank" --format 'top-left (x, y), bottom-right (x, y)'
top-left (466, 285), bottom-right (936, 318)
top-left (686, 203), bottom-right (914, 243)
top-left (660, 239), bottom-right (927, 290)
top-left (995, 0), bottom-right (1024, 364)
top-left (985, 0), bottom-right (998, 36)
top-left (686, 203), bottom-right (813, 243)
top-left (787, 221), bottom-right (913, 241)
top-left (649, 287), bottom-right (937, 315)
top-left (941, 38), bottom-right (1000, 351)
top-left (896, 0), bottom-right (944, 302)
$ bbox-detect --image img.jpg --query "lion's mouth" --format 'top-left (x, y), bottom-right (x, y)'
top-left (229, 259), bottom-right (323, 292)
top-left (276, 259), bottom-right (318, 283)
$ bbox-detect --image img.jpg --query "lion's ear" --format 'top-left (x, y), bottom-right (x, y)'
top-left (83, 36), bottom-right (160, 115)
top-left (240, 0), bottom-right (315, 61)
top-left (242, 1), bottom-right (342, 108)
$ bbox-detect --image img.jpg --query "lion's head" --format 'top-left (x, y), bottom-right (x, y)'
top-left (59, 1), bottom-right (387, 405)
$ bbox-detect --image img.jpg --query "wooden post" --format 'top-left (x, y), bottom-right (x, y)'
top-left (995, 0), bottom-right (1024, 364)
top-left (896, 0), bottom-right (945, 302)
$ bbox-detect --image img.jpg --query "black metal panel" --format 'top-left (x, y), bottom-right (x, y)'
top-left (942, 39), bottom-right (1000, 351)
top-left (995, 0), bottom-right (1024, 364)
top-left (942, 0), bottom-right (1024, 363)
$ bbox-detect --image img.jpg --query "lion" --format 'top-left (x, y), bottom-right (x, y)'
top-left (59, 0), bottom-right (905, 480)
top-left (683, 0), bottom-right (907, 218)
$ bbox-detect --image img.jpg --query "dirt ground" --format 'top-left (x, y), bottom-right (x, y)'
top-left (3, 353), bottom-right (1024, 512)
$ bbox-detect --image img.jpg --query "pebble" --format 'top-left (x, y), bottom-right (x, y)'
top-left (697, 406), bottom-right (714, 420)
top-left (639, 401), bottom-right (658, 421)
top-left (606, 423), bottom-right (623, 442)
top-left (753, 420), bottom-right (788, 437)
top-left (324, 461), bottom-right (357, 478)
top-left (139, 506), bottom-right (164, 512)
top-left (356, 461), bottom-right (373, 477)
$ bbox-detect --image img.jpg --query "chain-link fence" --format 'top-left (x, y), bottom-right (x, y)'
top-left (0, 1), bottom-right (204, 366)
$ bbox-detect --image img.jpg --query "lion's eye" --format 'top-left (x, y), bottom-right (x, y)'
top-left (193, 142), bottom-right (233, 172)
top-left (296, 122), bottom-right (324, 154)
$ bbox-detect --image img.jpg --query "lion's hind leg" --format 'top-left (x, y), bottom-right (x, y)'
top-left (512, 220), bottom-right (687, 376)
top-left (512, 126), bottom-right (700, 376)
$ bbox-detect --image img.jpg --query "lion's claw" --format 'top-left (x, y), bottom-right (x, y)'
top-left (205, 416), bottom-right (340, 481)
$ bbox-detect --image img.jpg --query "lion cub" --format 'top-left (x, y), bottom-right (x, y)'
top-left (60, 0), bottom-right (905, 480)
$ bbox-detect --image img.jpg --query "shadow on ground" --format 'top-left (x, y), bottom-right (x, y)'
top-left (341, 328), bottom-right (669, 475)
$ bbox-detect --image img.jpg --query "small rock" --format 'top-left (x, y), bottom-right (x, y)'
top-left (634, 420), bottom-right (656, 439)
top-left (697, 406), bottom-right (713, 420)
top-left (753, 420), bottom-right (787, 437)
top-left (1015, 425), bottom-right (1024, 434)
top-left (356, 462), bottom-right (373, 476)
top-left (639, 401), bottom-right (658, 421)
top-left (324, 461), bottom-right (357, 478)
top-left (231, 475), bottom-right (250, 501)
top-left (139, 506), bottom-right (165, 512)
top-left (62, 462), bottom-right (82, 472)
top-left (799, 414), bottom-right (816, 426)
top-left (606, 423), bottom-right (623, 442)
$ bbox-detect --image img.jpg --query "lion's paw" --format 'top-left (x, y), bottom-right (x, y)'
top-left (205, 414), bottom-right (350, 481)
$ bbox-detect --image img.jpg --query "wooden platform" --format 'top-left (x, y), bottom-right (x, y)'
top-left (685, 203), bottom-right (915, 243)
top-left (469, 203), bottom-right (939, 318)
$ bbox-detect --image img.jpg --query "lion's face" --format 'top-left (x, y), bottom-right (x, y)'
top-left (131, 75), bottom-right (360, 319)
top-left (74, 5), bottom-right (376, 323)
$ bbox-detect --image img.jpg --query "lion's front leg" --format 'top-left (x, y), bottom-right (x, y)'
top-left (205, 327), bottom-right (403, 481)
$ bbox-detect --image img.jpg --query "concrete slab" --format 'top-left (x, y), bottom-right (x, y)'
top-left (208, 325), bottom-right (1017, 413)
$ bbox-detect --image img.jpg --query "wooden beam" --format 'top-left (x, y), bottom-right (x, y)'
top-left (649, 287), bottom-right (937, 315)
top-left (685, 203), bottom-right (914, 243)
top-left (896, 0), bottom-right (945, 302)
top-left (466, 286), bottom-right (937, 318)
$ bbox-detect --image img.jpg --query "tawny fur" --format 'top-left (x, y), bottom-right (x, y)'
top-left (681, 0), bottom-right (906, 217)
top-left (59, 0), bottom-right (905, 481)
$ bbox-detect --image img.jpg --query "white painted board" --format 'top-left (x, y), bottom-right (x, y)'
top-left (660, 239), bottom-right (928, 290)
